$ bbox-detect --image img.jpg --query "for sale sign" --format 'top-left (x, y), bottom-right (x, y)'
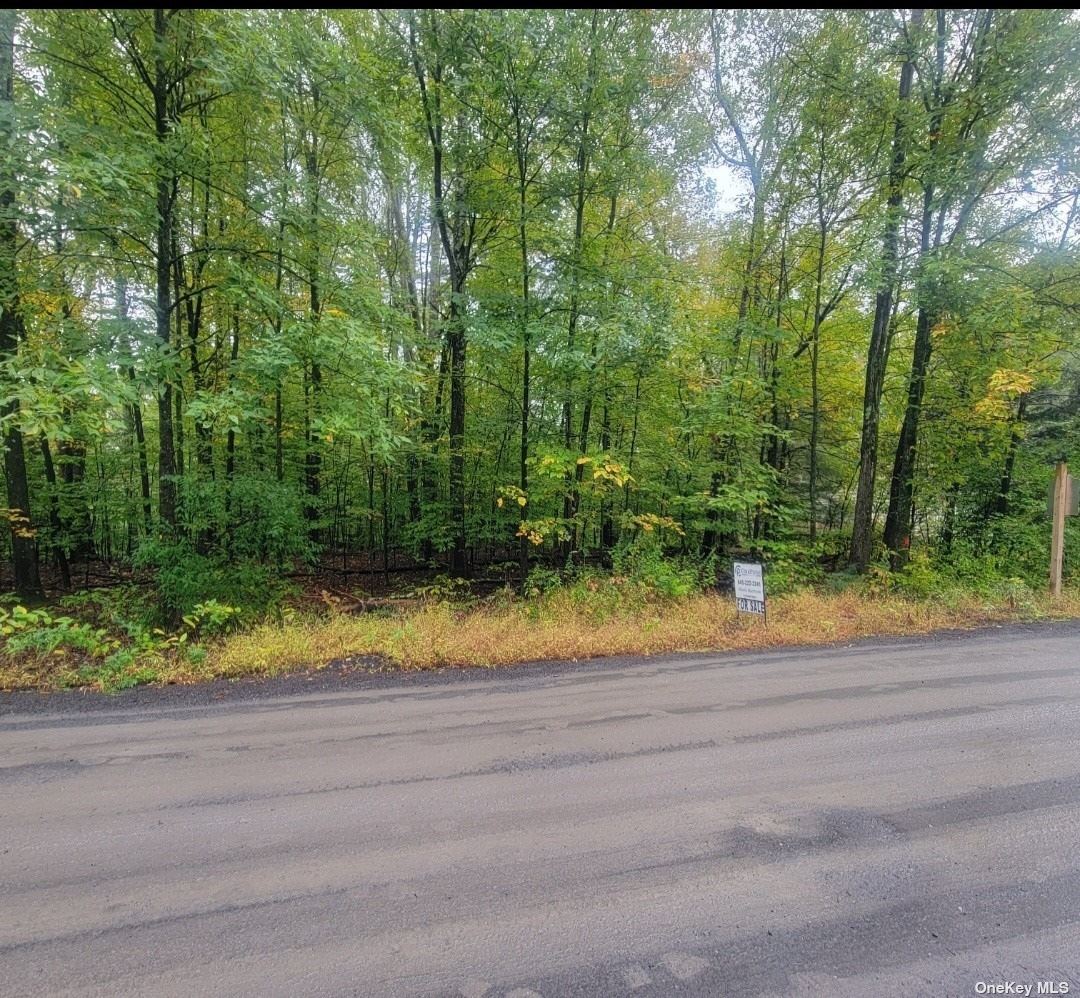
top-left (733, 561), bottom-right (766, 616)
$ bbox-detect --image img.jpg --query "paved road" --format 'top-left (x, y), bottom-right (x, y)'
top-left (4, 625), bottom-right (1080, 997)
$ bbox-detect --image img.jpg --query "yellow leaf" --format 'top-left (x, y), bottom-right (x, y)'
top-left (987, 368), bottom-right (1033, 396)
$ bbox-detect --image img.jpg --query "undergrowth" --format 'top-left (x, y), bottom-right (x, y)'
top-left (2, 573), bottom-right (1078, 693)
top-left (1, 533), bottom-right (1077, 693)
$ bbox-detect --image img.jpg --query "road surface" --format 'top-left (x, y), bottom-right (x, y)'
top-left (4, 624), bottom-right (1080, 997)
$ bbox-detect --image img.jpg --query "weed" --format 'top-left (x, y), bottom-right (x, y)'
top-left (4, 577), bottom-right (1080, 694)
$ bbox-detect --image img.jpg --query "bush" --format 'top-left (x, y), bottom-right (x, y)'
top-left (750, 538), bottom-right (827, 595)
top-left (893, 550), bottom-right (937, 599)
top-left (178, 476), bottom-right (316, 566)
top-left (224, 477), bottom-right (317, 566)
top-left (182, 600), bottom-right (242, 638)
top-left (0, 605), bottom-right (119, 658)
top-left (406, 574), bottom-right (474, 604)
top-left (524, 567), bottom-right (563, 598)
top-left (612, 532), bottom-right (702, 598)
top-left (59, 584), bottom-right (157, 634)
top-left (134, 539), bottom-right (294, 625)
top-left (66, 648), bottom-right (161, 693)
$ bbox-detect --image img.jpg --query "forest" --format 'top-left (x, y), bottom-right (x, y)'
top-left (1, 9), bottom-right (1079, 689)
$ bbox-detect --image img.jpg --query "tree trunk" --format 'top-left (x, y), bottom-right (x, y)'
top-left (808, 206), bottom-right (828, 542)
top-left (447, 293), bottom-right (467, 576)
top-left (599, 391), bottom-right (614, 556)
top-left (0, 11), bottom-right (42, 599)
top-left (388, 183), bottom-right (423, 532)
top-left (40, 438), bottom-right (71, 589)
top-left (153, 8), bottom-right (178, 531)
top-left (303, 118), bottom-right (322, 544)
top-left (993, 394), bottom-right (1028, 518)
top-left (561, 10), bottom-right (600, 562)
top-left (420, 341), bottom-right (448, 564)
top-left (517, 149), bottom-right (531, 588)
top-left (225, 304), bottom-right (240, 556)
top-left (884, 11), bottom-right (947, 570)
top-left (115, 274), bottom-right (153, 536)
top-left (131, 379), bottom-right (152, 535)
top-left (849, 8), bottom-right (922, 572)
top-left (225, 307), bottom-right (240, 484)
top-left (568, 190), bottom-right (618, 559)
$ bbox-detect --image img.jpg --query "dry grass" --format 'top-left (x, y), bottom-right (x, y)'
top-left (4, 585), bottom-right (1079, 693)
top-left (209, 586), bottom-right (1080, 681)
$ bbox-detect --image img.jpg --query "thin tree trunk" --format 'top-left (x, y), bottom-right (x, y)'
top-left (993, 394), bottom-right (1028, 518)
top-left (153, 8), bottom-right (178, 531)
top-left (176, 173), bottom-right (212, 480)
top-left (225, 303), bottom-right (240, 556)
top-left (225, 307), bottom-right (240, 484)
top-left (39, 439), bottom-right (71, 589)
top-left (849, 8), bottom-right (922, 571)
top-left (382, 465), bottom-right (390, 586)
top-left (115, 274), bottom-right (153, 536)
top-left (599, 390), bottom-right (614, 556)
top-left (408, 14), bottom-right (477, 577)
top-left (0, 11), bottom-right (42, 599)
top-left (808, 197), bottom-right (828, 542)
top-left (130, 378), bottom-right (152, 535)
top-left (271, 194), bottom-right (287, 487)
top-left (173, 377), bottom-right (184, 478)
top-left (568, 190), bottom-right (618, 558)
top-left (516, 133), bottom-right (531, 587)
top-left (447, 294), bottom-right (467, 576)
top-left (388, 183), bottom-right (424, 530)
top-left (274, 386), bottom-right (283, 483)
top-left (561, 10), bottom-right (600, 561)
top-left (303, 111), bottom-right (322, 544)
top-left (884, 11), bottom-right (946, 570)
top-left (421, 341), bottom-right (448, 564)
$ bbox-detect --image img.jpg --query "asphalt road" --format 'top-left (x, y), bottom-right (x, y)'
top-left (4, 624), bottom-right (1080, 998)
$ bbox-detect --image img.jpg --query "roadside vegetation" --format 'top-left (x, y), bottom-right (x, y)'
top-left (4, 531), bottom-right (1079, 693)
top-left (1, 11), bottom-right (1079, 692)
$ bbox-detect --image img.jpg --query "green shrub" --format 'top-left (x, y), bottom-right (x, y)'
top-left (893, 550), bottom-right (937, 599)
top-left (182, 600), bottom-right (242, 638)
top-left (178, 476), bottom-right (316, 566)
top-left (134, 539), bottom-right (293, 624)
top-left (68, 648), bottom-right (161, 693)
top-left (59, 584), bottom-right (157, 634)
top-left (612, 533), bottom-right (701, 598)
top-left (524, 567), bottom-right (563, 598)
top-left (751, 538), bottom-right (826, 595)
top-left (0, 606), bottom-right (119, 659)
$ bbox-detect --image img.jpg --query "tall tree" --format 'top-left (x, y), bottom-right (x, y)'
top-left (849, 9), bottom-right (922, 572)
top-left (408, 10), bottom-right (502, 577)
top-left (0, 9), bottom-right (43, 598)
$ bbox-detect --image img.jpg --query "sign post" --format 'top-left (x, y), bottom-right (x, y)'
top-left (733, 561), bottom-right (767, 625)
top-left (1050, 461), bottom-right (1072, 597)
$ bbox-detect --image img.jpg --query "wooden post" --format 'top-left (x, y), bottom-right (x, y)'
top-left (1050, 460), bottom-right (1068, 597)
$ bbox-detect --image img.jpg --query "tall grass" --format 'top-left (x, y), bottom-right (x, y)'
top-left (210, 584), bottom-right (1080, 680)
top-left (5, 578), bottom-right (1078, 692)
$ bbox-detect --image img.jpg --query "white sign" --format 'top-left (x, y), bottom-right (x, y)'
top-left (733, 561), bottom-right (766, 615)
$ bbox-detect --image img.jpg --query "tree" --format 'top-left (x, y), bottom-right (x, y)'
top-left (0, 9), bottom-right (43, 598)
top-left (407, 10), bottom-right (503, 577)
top-left (849, 9), bottom-right (922, 572)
